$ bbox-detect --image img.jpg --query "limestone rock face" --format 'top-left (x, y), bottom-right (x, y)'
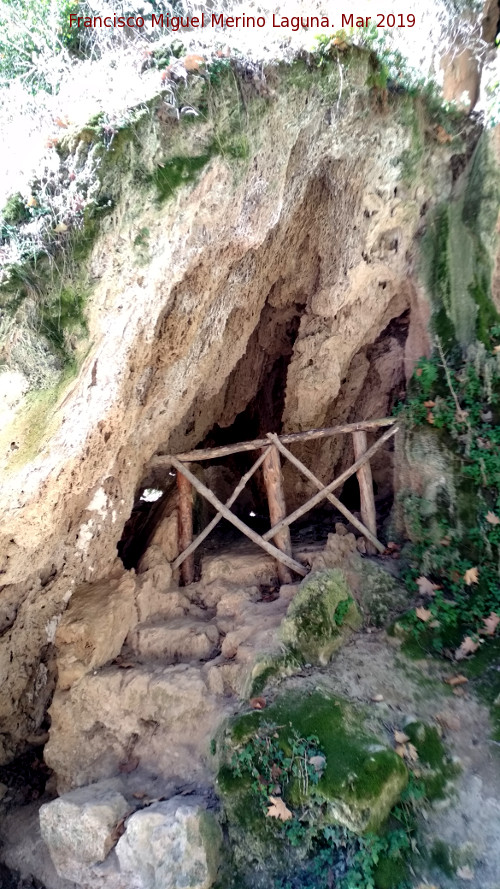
top-left (116, 797), bottom-right (221, 889)
top-left (55, 571), bottom-right (137, 690)
top-left (0, 56), bottom-right (492, 762)
top-left (280, 569), bottom-right (362, 666)
top-left (129, 616), bottom-right (220, 662)
top-left (44, 663), bottom-right (225, 792)
top-left (39, 780), bottom-right (128, 883)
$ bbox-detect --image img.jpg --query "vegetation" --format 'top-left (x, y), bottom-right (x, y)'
top-left (397, 340), bottom-right (500, 654)
top-left (218, 690), bottom-right (458, 889)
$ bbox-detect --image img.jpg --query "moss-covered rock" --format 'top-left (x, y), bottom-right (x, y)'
top-left (218, 688), bottom-right (408, 853)
top-left (280, 569), bottom-right (362, 666)
top-left (420, 131), bottom-right (500, 350)
top-left (404, 721), bottom-right (459, 800)
top-left (357, 561), bottom-right (412, 627)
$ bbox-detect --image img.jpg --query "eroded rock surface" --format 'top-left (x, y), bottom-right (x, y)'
top-left (39, 780), bottom-right (128, 883)
top-left (116, 797), bottom-right (221, 889)
top-left (0, 56), bottom-right (464, 761)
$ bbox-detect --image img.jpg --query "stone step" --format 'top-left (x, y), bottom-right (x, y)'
top-left (45, 662), bottom-right (228, 793)
top-left (135, 573), bottom-right (208, 623)
top-left (129, 617), bottom-right (220, 663)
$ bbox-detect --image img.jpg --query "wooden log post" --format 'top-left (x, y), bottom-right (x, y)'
top-left (261, 445), bottom-right (294, 584)
top-left (177, 466), bottom-right (195, 585)
top-left (352, 431), bottom-right (377, 548)
top-left (267, 433), bottom-right (385, 554)
top-left (262, 425), bottom-right (398, 542)
top-left (170, 456), bottom-right (307, 577)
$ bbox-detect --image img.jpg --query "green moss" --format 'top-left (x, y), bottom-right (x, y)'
top-left (404, 722), bottom-right (458, 800)
top-left (198, 811), bottom-right (223, 881)
top-left (151, 153), bottom-right (213, 203)
top-left (469, 265), bottom-right (500, 348)
top-left (247, 649), bottom-right (304, 698)
top-left (358, 562), bottom-right (411, 627)
top-left (374, 855), bottom-right (408, 889)
top-left (462, 639), bottom-right (500, 742)
top-left (431, 839), bottom-right (456, 877)
top-left (2, 193), bottom-right (30, 226)
top-left (222, 690), bottom-right (407, 835)
top-left (39, 282), bottom-right (88, 361)
top-left (419, 131), bottom-right (500, 351)
top-left (1, 363), bottom-right (79, 469)
top-left (280, 570), bottom-right (362, 666)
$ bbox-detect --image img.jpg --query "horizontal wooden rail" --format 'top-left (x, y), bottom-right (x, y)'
top-left (149, 418), bottom-right (397, 465)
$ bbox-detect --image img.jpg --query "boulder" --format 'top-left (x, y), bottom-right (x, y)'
top-left (45, 663), bottom-right (224, 792)
top-left (218, 688), bottom-right (408, 885)
top-left (116, 797), bottom-right (221, 889)
top-left (135, 576), bottom-right (193, 623)
top-left (201, 549), bottom-right (277, 586)
top-left (39, 779), bottom-right (128, 883)
top-left (55, 573), bottom-right (137, 690)
top-left (280, 569), bottom-right (362, 666)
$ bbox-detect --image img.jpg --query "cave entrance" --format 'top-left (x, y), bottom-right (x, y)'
top-left (118, 306), bottom-right (409, 580)
top-left (163, 418), bottom-right (398, 585)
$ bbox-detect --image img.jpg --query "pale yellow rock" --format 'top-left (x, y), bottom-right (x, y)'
top-left (55, 572), bottom-right (137, 690)
top-left (45, 663), bottom-right (226, 792)
top-left (129, 617), bottom-right (220, 662)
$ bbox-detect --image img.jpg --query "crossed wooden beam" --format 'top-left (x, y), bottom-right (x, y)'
top-left (150, 419), bottom-right (399, 585)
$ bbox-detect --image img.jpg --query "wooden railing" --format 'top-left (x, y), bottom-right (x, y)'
top-left (149, 418), bottom-right (399, 585)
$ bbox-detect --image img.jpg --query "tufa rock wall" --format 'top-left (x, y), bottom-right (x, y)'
top-left (0, 54), bottom-right (486, 762)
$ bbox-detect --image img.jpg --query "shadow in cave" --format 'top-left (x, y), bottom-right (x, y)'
top-left (118, 307), bottom-right (410, 578)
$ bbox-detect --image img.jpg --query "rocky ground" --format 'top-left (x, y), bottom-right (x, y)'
top-left (0, 531), bottom-right (498, 888)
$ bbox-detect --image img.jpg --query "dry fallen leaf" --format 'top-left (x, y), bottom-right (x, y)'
top-left (453, 687), bottom-right (466, 697)
top-left (435, 124), bottom-right (453, 143)
top-left (266, 796), bottom-right (293, 821)
top-left (486, 511), bottom-right (500, 526)
top-left (415, 607), bottom-right (432, 623)
top-left (455, 636), bottom-right (480, 660)
top-left (435, 711), bottom-right (461, 731)
top-left (395, 744), bottom-right (406, 758)
top-left (109, 816), bottom-right (128, 844)
top-left (394, 730), bottom-right (410, 744)
top-left (482, 612), bottom-right (500, 636)
top-left (444, 675), bottom-right (468, 687)
top-left (371, 693), bottom-right (384, 703)
top-left (464, 567), bottom-right (479, 585)
top-left (386, 541), bottom-right (400, 552)
top-left (406, 743), bottom-right (419, 762)
top-left (249, 697), bottom-right (266, 710)
top-left (416, 577), bottom-right (440, 597)
top-left (423, 400), bottom-right (436, 408)
top-left (494, 345), bottom-right (500, 354)
top-left (457, 865), bottom-right (474, 881)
